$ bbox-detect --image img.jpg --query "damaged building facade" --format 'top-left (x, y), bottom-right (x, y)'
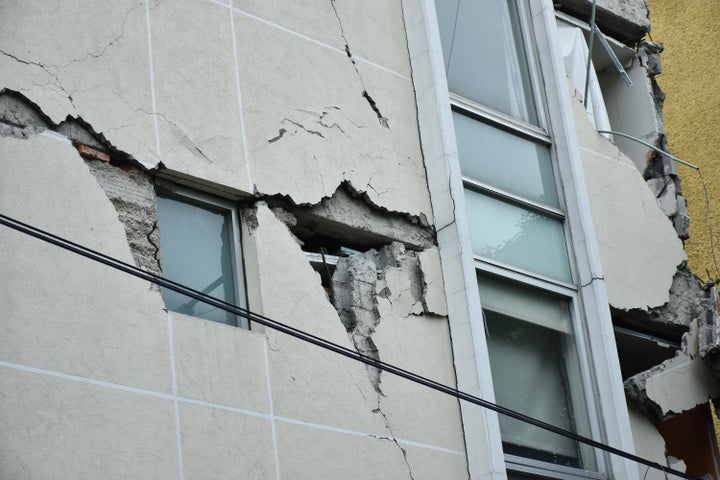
top-left (1, 0), bottom-right (718, 479)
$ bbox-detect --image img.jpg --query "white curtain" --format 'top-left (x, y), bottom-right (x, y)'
top-left (557, 23), bottom-right (612, 132)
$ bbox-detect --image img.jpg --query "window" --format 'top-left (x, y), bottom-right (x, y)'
top-left (435, 0), bottom-right (600, 477)
top-left (156, 186), bottom-right (247, 327)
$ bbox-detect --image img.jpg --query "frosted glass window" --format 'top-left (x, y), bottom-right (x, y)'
top-left (476, 275), bottom-right (571, 333)
top-left (454, 112), bottom-right (559, 207)
top-left (157, 195), bottom-right (238, 326)
top-left (435, 0), bottom-right (538, 124)
top-left (478, 276), bottom-right (593, 469)
top-left (465, 190), bottom-right (571, 282)
top-left (486, 309), bottom-right (581, 466)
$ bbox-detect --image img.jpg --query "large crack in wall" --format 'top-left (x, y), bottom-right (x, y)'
top-left (0, 86), bottom-right (444, 308)
top-left (330, 242), bottom-right (446, 394)
top-left (329, 0), bottom-right (389, 129)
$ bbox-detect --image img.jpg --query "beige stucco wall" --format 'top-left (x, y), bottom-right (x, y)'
top-left (0, 1), bottom-right (467, 478)
top-left (649, 0), bottom-right (720, 281)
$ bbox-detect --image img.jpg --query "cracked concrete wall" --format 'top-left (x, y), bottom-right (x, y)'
top-left (573, 92), bottom-right (686, 311)
top-left (0, 1), bottom-right (459, 478)
top-left (247, 204), bottom-right (467, 478)
top-left (1, 90), bottom-right (162, 276)
top-left (331, 242), bottom-right (448, 393)
top-left (1, 0), bottom-right (434, 222)
top-left (289, 185), bottom-right (434, 251)
top-left (84, 160), bottom-right (161, 276)
top-left (574, 63), bottom-right (719, 430)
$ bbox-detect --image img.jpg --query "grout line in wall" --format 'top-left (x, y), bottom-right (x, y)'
top-left (228, 0), bottom-right (254, 193)
top-left (0, 359), bottom-right (174, 400)
top-left (167, 313), bottom-right (185, 480)
top-left (206, 0), bottom-right (410, 82)
top-left (578, 146), bottom-right (636, 170)
top-left (144, 0), bottom-right (163, 164)
top-left (263, 337), bottom-right (282, 480)
top-left (276, 414), bottom-right (466, 456)
top-left (179, 396), bottom-right (271, 419)
top-left (0, 357), bottom-right (464, 457)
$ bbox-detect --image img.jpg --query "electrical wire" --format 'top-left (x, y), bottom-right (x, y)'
top-left (583, 0), bottom-right (598, 108)
top-left (0, 212), bottom-right (701, 480)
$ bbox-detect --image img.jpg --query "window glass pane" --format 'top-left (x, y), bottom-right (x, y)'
top-left (465, 190), bottom-right (571, 281)
top-left (476, 275), bottom-right (570, 333)
top-left (157, 195), bottom-right (237, 325)
top-left (478, 277), bottom-right (593, 469)
top-left (436, 0), bottom-right (538, 124)
top-left (435, 0), bottom-right (461, 69)
top-left (454, 112), bottom-right (559, 207)
top-left (487, 310), bottom-right (577, 465)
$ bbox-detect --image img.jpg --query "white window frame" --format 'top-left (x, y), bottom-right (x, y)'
top-left (155, 180), bottom-right (249, 329)
top-left (402, 0), bottom-right (639, 479)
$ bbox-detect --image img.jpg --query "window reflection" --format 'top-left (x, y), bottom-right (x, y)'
top-left (477, 275), bottom-right (595, 470)
top-left (453, 111), bottom-right (558, 207)
top-left (437, 0), bottom-right (538, 124)
top-left (156, 195), bottom-right (238, 325)
top-left (465, 190), bottom-right (571, 281)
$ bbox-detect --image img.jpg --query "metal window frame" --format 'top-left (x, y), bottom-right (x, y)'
top-left (506, 454), bottom-right (608, 480)
top-left (155, 180), bottom-right (249, 329)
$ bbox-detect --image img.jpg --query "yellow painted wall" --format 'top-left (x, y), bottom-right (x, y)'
top-left (649, 0), bottom-right (720, 281)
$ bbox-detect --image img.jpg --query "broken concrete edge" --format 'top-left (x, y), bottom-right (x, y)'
top-left (259, 181), bottom-right (436, 251)
top-left (624, 346), bottom-right (720, 423)
top-left (622, 266), bottom-right (720, 421)
top-left (0, 88), bottom-right (169, 279)
top-left (260, 179), bottom-right (432, 228)
top-left (2, 86), bottom-right (438, 265)
top-left (245, 203), bottom-right (447, 394)
top-left (612, 262), bottom-right (704, 338)
top-left (0, 88), bottom-right (162, 172)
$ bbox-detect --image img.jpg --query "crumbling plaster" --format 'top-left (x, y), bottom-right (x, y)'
top-left (572, 93), bottom-right (686, 310)
top-left (286, 186), bottom-right (434, 251)
top-left (84, 159), bottom-right (161, 276)
top-left (246, 203), bottom-right (465, 455)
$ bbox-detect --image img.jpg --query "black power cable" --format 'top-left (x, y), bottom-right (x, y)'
top-left (0, 212), bottom-right (700, 480)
